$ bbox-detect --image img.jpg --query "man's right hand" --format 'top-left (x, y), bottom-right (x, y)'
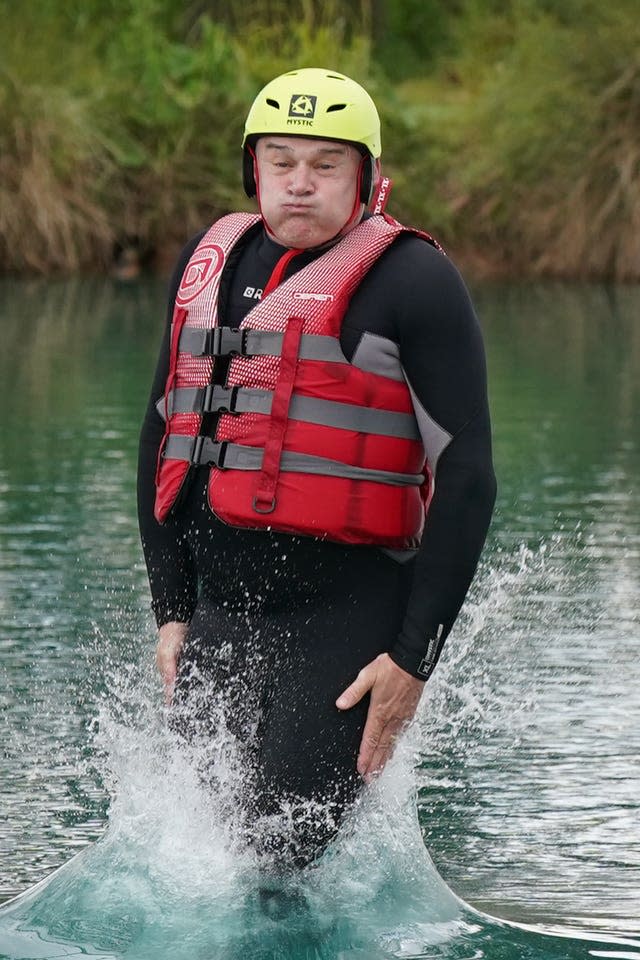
top-left (156, 621), bottom-right (189, 705)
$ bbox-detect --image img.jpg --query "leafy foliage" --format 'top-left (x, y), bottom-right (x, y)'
top-left (1, 0), bottom-right (639, 278)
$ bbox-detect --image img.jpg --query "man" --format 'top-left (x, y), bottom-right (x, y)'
top-left (137, 68), bottom-right (496, 864)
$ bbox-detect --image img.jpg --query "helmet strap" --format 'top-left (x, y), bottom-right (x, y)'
top-left (371, 175), bottom-right (393, 214)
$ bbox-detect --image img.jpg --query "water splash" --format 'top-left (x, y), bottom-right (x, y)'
top-left (2, 543), bottom-right (639, 959)
top-left (0, 655), bottom-right (464, 958)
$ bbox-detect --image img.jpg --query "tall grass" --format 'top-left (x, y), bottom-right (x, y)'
top-left (417, 0), bottom-right (640, 279)
top-left (0, 9), bottom-right (115, 272)
top-left (1, 0), bottom-right (639, 279)
top-left (0, 0), bottom-right (382, 273)
top-left (0, 2), bottom-right (249, 271)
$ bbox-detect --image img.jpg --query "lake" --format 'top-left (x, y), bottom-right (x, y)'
top-left (0, 276), bottom-right (638, 958)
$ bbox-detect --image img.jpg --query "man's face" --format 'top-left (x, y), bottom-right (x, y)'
top-left (254, 136), bottom-right (362, 249)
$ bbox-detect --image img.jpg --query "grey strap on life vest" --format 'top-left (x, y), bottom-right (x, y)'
top-left (163, 435), bottom-right (423, 487)
top-left (158, 385), bottom-right (269, 419)
top-left (160, 386), bottom-right (421, 441)
top-left (178, 327), bottom-right (349, 364)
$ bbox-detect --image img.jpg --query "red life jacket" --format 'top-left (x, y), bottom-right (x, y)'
top-left (155, 212), bottom-right (437, 549)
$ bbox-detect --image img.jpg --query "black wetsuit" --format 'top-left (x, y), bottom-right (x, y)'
top-left (137, 219), bottom-right (496, 863)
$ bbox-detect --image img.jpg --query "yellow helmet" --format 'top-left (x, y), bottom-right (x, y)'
top-left (242, 68), bottom-right (381, 199)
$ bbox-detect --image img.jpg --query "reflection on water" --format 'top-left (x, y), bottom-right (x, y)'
top-left (421, 283), bottom-right (640, 932)
top-left (0, 277), bottom-right (639, 954)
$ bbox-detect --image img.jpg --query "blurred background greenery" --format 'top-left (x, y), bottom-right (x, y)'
top-left (1, 0), bottom-right (638, 279)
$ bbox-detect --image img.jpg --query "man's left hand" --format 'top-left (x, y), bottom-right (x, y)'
top-left (336, 653), bottom-right (424, 783)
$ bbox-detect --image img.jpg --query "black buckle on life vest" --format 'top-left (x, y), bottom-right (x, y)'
top-left (206, 327), bottom-right (248, 357)
top-left (191, 437), bottom-right (228, 468)
top-left (202, 385), bottom-right (240, 415)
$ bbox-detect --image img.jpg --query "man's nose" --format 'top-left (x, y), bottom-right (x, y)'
top-left (288, 164), bottom-right (314, 193)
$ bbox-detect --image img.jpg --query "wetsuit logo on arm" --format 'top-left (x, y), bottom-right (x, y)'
top-left (417, 624), bottom-right (445, 678)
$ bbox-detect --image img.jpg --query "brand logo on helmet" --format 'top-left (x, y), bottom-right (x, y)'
top-left (176, 244), bottom-right (224, 305)
top-left (288, 94), bottom-right (317, 119)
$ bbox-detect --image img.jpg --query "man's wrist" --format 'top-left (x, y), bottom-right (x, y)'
top-left (388, 641), bottom-right (441, 681)
top-left (153, 601), bottom-right (196, 630)
top-left (387, 647), bottom-right (428, 681)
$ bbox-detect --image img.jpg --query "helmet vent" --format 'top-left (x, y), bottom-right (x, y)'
top-left (266, 98), bottom-right (280, 109)
top-left (327, 74), bottom-right (345, 80)
top-left (326, 103), bottom-right (346, 112)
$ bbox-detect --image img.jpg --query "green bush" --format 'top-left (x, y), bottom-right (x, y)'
top-left (0, 0), bottom-right (390, 272)
top-left (416, 0), bottom-right (640, 278)
top-left (1, 0), bottom-right (639, 279)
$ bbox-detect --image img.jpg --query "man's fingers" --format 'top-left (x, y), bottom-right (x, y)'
top-left (359, 713), bottom-right (408, 780)
top-left (356, 716), bottom-right (386, 776)
top-left (361, 733), bottom-right (398, 782)
top-left (336, 663), bottom-right (376, 710)
top-left (338, 653), bottom-right (425, 780)
top-left (156, 651), bottom-right (176, 705)
top-left (156, 622), bottom-right (188, 708)
top-left (359, 724), bottom-right (396, 779)
top-left (162, 668), bottom-right (176, 706)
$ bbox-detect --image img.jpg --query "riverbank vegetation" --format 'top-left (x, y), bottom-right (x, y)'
top-left (1, 0), bottom-right (639, 279)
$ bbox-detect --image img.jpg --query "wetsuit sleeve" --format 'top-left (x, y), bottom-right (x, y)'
top-left (136, 234), bottom-right (204, 628)
top-left (387, 242), bottom-right (497, 679)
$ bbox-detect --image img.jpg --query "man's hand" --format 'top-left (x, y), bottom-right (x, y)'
top-left (156, 621), bottom-right (189, 705)
top-left (336, 653), bottom-right (424, 783)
